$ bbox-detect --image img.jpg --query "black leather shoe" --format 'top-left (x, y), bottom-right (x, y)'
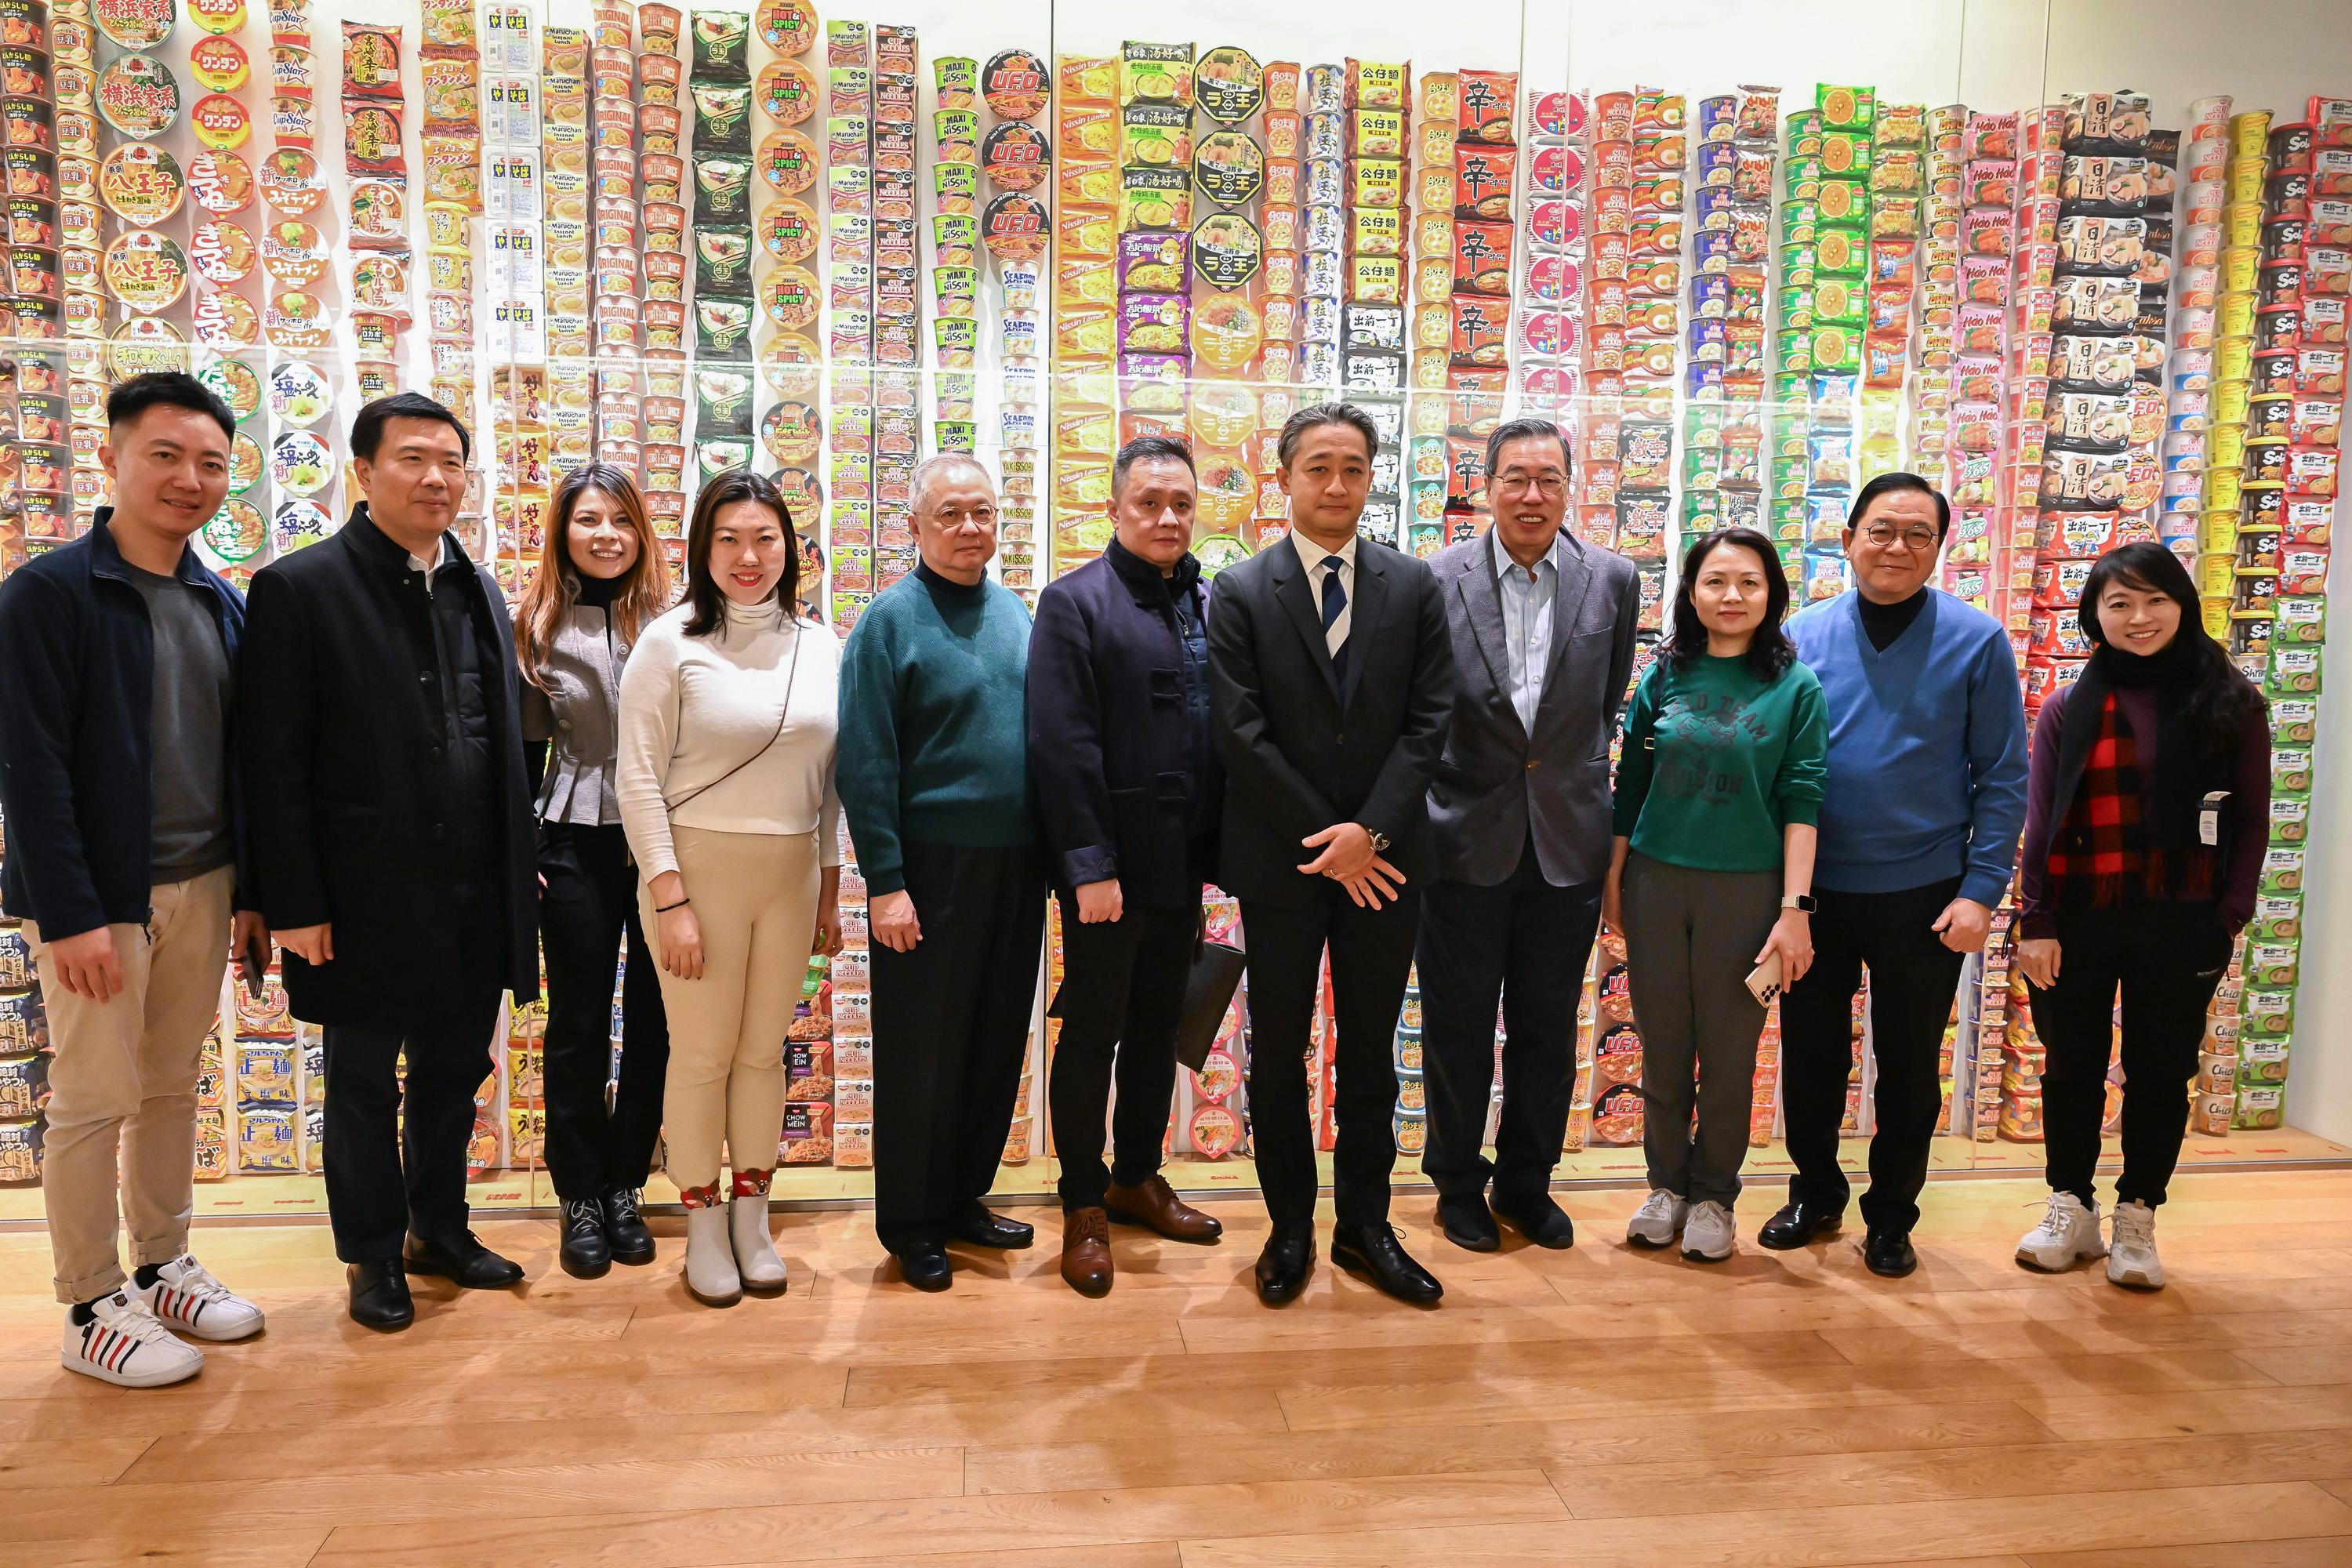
top-left (1864, 1229), bottom-right (1918, 1278)
top-left (1436, 1193), bottom-right (1500, 1252)
top-left (1757, 1200), bottom-right (1844, 1250)
top-left (1492, 1192), bottom-right (1576, 1250)
top-left (604, 1187), bottom-right (655, 1265)
top-left (1331, 1222), bottom-right (1444, 1305)
top-left (951, 1204), bottom-right (1035, 1250)
top-left (404, 1230), bottom-right (525, 1289)
top-left (348, 1259), bottom-right (414, 1331)
top-left (558, 1197), bottom-right (611, 1279)
top-left (1254, 1224), bottom-right (1315, 1305)
top-left (895, 1247), bottom-right (953, 1292)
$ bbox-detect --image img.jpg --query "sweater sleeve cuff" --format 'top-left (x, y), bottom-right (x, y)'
top-left (1060, 845), bottom-right (1117, 888)
top-left (1957, 871), bottom-right (2010, 910)
top-left (863, 866), bottom-right (906, 898)
top-left (1779, 797), bottom-right (1820, 828)
top-left (2017, 909), bottom-right (2057, 940)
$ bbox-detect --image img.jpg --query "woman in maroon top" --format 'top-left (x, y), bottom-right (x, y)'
top-left (2012, 543), bottom-right (2269, 1291)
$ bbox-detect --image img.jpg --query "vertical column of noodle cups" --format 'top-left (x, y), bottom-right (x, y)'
top-left (750, 0), bottom-right (818, 608)
top-left (480, 4), bottom-right (547, 601)
top-left (977, 42), bottom-right (1046, 601)
top-left (7, 1), bottom-right (73, 564)
top-left (1401, 67), bottom-right (1458, 561)
top-left (682, 9), bottom-right (760, 511)
top-left (864, 21), bottom-right (915, 593)
top-left (1334, 56), bottom-right (1413, 550)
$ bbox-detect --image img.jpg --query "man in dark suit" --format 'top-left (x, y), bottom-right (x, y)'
top-left (1028, 435), bottom-right (1226, 1297)
top-left (240, 394), bottom-right (540, 1331)
top-left (1207, 402), bottom-right (1457, 1307)
top-left (1420, 418), bottom-right (1639, 1253)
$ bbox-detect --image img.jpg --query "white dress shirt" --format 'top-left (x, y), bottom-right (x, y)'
top-left (1490, 528), bottom-right (1557, 732)
top-left (1290, 528), bottom-right (1358, 659)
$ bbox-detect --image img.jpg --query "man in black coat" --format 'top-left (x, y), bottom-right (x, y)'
top-left (1028, 436), bottom-right (1226, 1298)
top-left (239, 394), bottom-right (539, 1331)
top-left (1207, 402), bottom-right (1457, 1308)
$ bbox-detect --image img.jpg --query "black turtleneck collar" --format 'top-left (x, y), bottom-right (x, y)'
top-left (1857, 585), bottom-right (1929, 652)
top-left (914, 557), bottom-right (988, 600)
top-left (572, 569), bottom-right (622, 609)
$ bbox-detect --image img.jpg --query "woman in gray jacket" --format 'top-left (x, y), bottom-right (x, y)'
top-left (515, 464), bottom-right (675, 1277)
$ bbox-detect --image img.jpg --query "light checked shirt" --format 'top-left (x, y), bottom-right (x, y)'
top-left (1490, 528), bottom-right (1556, 733)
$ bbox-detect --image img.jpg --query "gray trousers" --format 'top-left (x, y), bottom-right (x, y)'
top-left (1621, 851), bottom-right (1781, 1209)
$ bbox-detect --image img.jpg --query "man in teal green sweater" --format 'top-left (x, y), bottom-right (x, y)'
top-left (838, 455), bottom-right (1045, 1292)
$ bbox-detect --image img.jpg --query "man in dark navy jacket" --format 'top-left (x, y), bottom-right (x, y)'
top-left (239, 394), bottom-right (540, 1331)
top-left (0, 373), bottom-right (270, 1386)
top-left (1028, 436), bottom-right (1226, 1297)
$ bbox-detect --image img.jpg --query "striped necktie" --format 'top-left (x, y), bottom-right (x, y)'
top-left (1320, 559), bottom-right (1348, 685)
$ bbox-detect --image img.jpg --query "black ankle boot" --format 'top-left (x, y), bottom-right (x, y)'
top-left (560, 1197), bottom-right (611, 1279)
top-left (604, 1188), bottom-right (655, 1265)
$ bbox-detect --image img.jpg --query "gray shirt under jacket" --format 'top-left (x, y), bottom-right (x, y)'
top-left (521, 601), bottom-right (632, 827)
top-left (124, 561), bottom-right (234, 880)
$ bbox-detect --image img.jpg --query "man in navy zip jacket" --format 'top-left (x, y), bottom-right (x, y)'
top-left (1766, 473), bottom-right (2029, 1278)
top-left (0, 373), bottom-right (270, 1386)
top-left (1027, 436), bottom-right (1227, 1298)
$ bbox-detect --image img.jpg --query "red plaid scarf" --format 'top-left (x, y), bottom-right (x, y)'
top-left (2045, 691), bottom-right (2157, 909)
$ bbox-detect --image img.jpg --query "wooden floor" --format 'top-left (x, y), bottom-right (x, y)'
top-left (6, 1170), bottom-right (2352, 1567)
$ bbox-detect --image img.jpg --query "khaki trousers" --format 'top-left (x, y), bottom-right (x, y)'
top-left (643, 826), bottom-right (819, 1189)
top-left (26, 865), bottom-right (235, 1303)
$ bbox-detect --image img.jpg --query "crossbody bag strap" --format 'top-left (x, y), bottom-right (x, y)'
top-left (662, 619), bottom-right (805, 815)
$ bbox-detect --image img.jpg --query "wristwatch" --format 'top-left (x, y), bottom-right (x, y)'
top-left (1366, 828), bottom-right (1391, 853)
top-left (1782, 893), bottom-right (1817, 913)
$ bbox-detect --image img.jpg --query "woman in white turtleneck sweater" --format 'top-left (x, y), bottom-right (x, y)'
top-left (615, 471), bottom-right (841, 1307)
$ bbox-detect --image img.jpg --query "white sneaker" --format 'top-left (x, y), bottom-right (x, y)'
top-left (682, 1204), bottom-right (742, 1307)
top-left (2016, 1192), bottom-right (2107, 1273)
top-left (1681, 1200), bottom-right (1737, 1263)
top-left (729, 1195), bottom-right (788, 1294)
top-left (1626, 1189), bottom-right (1689, 1249)
top-left (2107, 1200), bottom-right (2165, 1290)
top-left (136, 1254), bottom-right (266, 1342)
top-left (61, 1291), bottom-right (203, 1388)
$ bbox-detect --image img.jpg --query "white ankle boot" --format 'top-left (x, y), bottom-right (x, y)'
top-left (681, 1195), bottom-right (742, 1308)
top-left (730, 1194), bottom-right (788, 1294)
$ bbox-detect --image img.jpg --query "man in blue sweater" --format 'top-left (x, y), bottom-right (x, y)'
top-left (838, 455), bottom-right (1045, 1292)
top-left (1765, 473), bottom-right (2028, 1278)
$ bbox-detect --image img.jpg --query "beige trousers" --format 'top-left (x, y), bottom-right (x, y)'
top-left (644, 826), bottom-right (819, 1190)
top-left (26, 865), bottom-right (235, 1303)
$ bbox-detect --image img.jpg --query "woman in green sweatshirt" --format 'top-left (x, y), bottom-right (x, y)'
top-left (1604, 527), bottom-right (1827, 1265)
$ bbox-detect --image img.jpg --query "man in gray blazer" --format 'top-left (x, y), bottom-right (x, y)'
top-left (1420, 417), bottom-right (1640, 1251)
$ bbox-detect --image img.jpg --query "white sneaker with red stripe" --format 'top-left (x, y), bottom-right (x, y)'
top-left (61, 1291), bottom-right (203, 1388)
top-left (136, 1255), bottom-right (265, 1342)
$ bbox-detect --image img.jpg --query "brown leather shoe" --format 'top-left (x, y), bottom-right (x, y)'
top-left (1104, 1173), bottom-right (1224, 1243)
top-left (1061, 1208), bottom-right (1113, 1297)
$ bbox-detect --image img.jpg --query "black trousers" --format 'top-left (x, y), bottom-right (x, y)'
top-left (321, 992), bottom-right (503, 1264)
top-left (1240, 883), bottom-right (1419, 1230)
top-left (1778, 877), bottom-right (1965, 1234)
top-left (2028, 898), bottom-right (2231, 1210)
top-left (1047, 898), bottom-right (1194, 1210)
top-left (535, 821), bottom-right (670, 1202)
top-left (1416, 845), bottom-right (1602, 1203)
top-left (869, 840), bottom-right (1047, 1254)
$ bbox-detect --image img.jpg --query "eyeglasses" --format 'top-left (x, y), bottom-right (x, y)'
top-left (1860, 523), bottom-right (1940, 551)
top-left (1494, 471), bottom-right (1567, 496)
